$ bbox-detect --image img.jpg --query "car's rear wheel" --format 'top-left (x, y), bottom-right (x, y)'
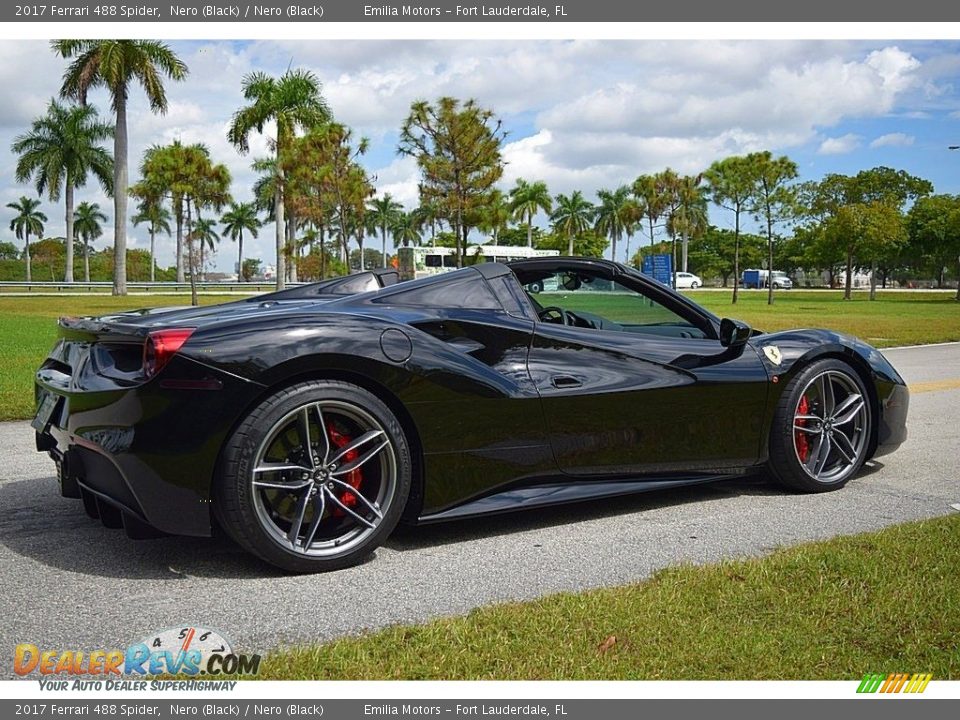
top-left (214, 380), bottom-right (411, 573)
top-left (767, 359), bottom-right (871, 492)
top-left (690, 281), bottom-right (700, 289)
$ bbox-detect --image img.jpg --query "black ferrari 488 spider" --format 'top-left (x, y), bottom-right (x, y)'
top-left (34, 257), bottom-right (908, 572)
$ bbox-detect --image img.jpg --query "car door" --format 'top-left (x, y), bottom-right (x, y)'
top-left (521, 264), bottom-right (770, 477)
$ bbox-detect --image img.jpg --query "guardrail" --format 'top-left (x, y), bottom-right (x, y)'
top-left (0, 281), bottom-right (301, 294)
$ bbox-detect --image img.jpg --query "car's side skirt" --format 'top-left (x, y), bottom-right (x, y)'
top-left (417, 472), bottom-right (754, 523)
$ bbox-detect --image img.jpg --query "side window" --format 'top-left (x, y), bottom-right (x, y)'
top-left (425, 255), bottom-right (442, 268)
top-left (527, 270), bottom-right (707, 339)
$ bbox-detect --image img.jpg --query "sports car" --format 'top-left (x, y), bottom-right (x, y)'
top-left (33, 257), bottom-right (909, 572)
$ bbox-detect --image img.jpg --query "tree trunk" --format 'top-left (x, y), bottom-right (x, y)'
top-left (381, 227), bottom-right (387, 268)
top-left (149, 227), bottom-right (155, 282)
top-left (113, 95), bottom-right (128, 296)
top-left (175, 206), bottom-right (184, 283)
top-left (187, 201), bottom-right (197, 307)
top-left (611, 232), bottom-right (617, 264)
top-left (358, 231), bottom-right (365, 271)
top-left (682, 232), bottom-right (688, 273)
top-left (844, 249), bottom-right (853, 301)
top-left (869, 260), bottom-right (877, 301)
top-left (24, 231), bottom-right (31, 283)
top-left (288, 213), bottom-right (298, 283)
top-left (64, 181), bottom-right (75, 283)
top-left (84, 239), bottom-right (90, 283)
top-left (671, 235), bottom-right (678, 290)
top-left (766, 212), bottom-right (774, 306)
top-left (237, 230), bottom-right (243, 282)
top-left (956, 258), bottom-right (960, 301)
top-left (320, 234), bottom-right (326, 280)
top-left (527, 212), bottom-right (533, 248)
top-left (455, 205), bottom-right (464, 268)
top-left (732, 208), bottom-right (740, 305)
top-left (567, 229), bottom-right (574, 256)
top-left (274, 164), bottom-right (286, 290)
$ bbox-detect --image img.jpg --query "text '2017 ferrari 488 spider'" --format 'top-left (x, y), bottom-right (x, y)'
top-left (34, 257), bottom-right (908, 572)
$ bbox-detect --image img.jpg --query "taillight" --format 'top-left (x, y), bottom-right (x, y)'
top-left (143, 328), bottom-right (195, 379)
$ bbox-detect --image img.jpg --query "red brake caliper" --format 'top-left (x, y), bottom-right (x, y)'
top-left (327, 423), bottom-right (361, 511)
top-left (795, 395), bottom-right (810, 462)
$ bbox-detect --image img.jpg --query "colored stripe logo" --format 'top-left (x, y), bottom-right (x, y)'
top-left (857, 673), bottom-right (932, 694)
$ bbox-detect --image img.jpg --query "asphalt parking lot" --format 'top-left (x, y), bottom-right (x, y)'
top-left (1, 342), bottom-right (958, 675)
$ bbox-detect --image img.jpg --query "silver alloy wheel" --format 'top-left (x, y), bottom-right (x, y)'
top-left (250, 400), bottom-right (397, 557)
top-left (792, 370), bottom-right (869, 484)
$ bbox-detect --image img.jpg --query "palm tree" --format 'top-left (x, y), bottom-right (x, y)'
top-left (704, 156), bottom-right (759, 304)
top-left (132, 198), bottom-right (171, 283)
top-left (367, 194), bottom-right (403, 268)
top-left (53, 40), bottom-right (188, 296)
top-left (594, 185), bottom-right (638, 263)
top-left (221, 202), bottom-right (261, 282)
top-left (7, 197), bottom-right (47, 282)
top-left (135, 141), bottom-right (189, 282)
top-left (73, 201), bottom-right (108, 283)
top-left (508, 179), bottom-right (552, 247)
top-left (478, 189), bottom-right (511, 243)
top-left (391, 211), bottom-right (422, 250)
top-left (11, 99), bottom-right (113, 283)
top-left (632, 173), bottom-right (672, 260)
top-left (667, 175), bottom-right (709, 281)
top-left (550, 191), bottom-right (595, 255)
top-left (228, 69), bottom-right (331, 290)
top-left (414, 200), bottom-right (443, 244)
top-left (190, 217), bottom-right (220, 282)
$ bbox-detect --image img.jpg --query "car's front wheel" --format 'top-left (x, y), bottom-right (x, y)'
top-left (214, 380), bottom-right (411, 573)
top-left (767, 359), bottom-right (871, 492)
top-left (690, 281), bottom-right (700, 289)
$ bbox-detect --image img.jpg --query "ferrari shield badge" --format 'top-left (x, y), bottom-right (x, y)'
top-left (763, 345), bottom-right (783, 365)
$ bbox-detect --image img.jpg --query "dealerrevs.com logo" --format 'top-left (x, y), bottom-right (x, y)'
top-left (14, 627), bottom-right (261, 679)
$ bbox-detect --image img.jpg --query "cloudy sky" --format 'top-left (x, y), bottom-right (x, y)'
top-left (2, 39), bottom-right (960, 270)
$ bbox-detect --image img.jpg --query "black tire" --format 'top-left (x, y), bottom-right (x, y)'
top-left (690, 281), bottom-right (700, 289)
top-left (214, 380), bottom-right (411, 573)
top-left (767, 359), bottom-right (871, 492)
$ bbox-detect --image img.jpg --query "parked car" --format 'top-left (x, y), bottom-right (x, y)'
top-left (674, 272), bottom-right (702, 289)
top-left (742, 269), bottom-right (793, 289)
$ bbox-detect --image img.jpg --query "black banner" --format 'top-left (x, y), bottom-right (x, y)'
top-left (5, 0), bottom-right (960, 23)
top-left (3, 699), bottom-right (960, 719)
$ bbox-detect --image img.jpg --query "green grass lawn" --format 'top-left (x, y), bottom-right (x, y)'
top-left (256, 514), bottom-right (960, 680)
top-left (1, 290), bottom-right (958, 421)
top-left (0, 295), bottom-right (240, 421)
top-left (544, 288), bottom-right (960, 348)
top-left (695, 289), bottom-right (960, 347)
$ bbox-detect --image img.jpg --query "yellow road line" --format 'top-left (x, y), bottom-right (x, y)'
top-left (909, 379), bottom-right (960, 394)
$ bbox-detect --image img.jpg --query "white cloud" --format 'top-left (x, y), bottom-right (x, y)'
top-left (2, 39), bottom-right (957, 272)
top-left (818, 134), bottom-right (862, 155)
top-left (870, 132), bottom-right (915, 148)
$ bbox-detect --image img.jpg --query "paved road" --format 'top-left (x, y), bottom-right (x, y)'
top-left (1, 343), bottom-right (958, 675)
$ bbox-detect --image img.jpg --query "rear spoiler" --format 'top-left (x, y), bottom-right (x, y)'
top-left (58, 315), bottom-right (151, 344)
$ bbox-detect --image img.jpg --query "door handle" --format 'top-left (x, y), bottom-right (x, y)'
top-left (551, 375), bottom-right (583, 389)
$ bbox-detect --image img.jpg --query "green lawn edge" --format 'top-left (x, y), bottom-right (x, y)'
top-left (254, 514), bottom-right (959, 681)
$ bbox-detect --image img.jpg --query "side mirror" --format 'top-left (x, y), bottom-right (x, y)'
top-left (720, 318), bottom-right (752, 348)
